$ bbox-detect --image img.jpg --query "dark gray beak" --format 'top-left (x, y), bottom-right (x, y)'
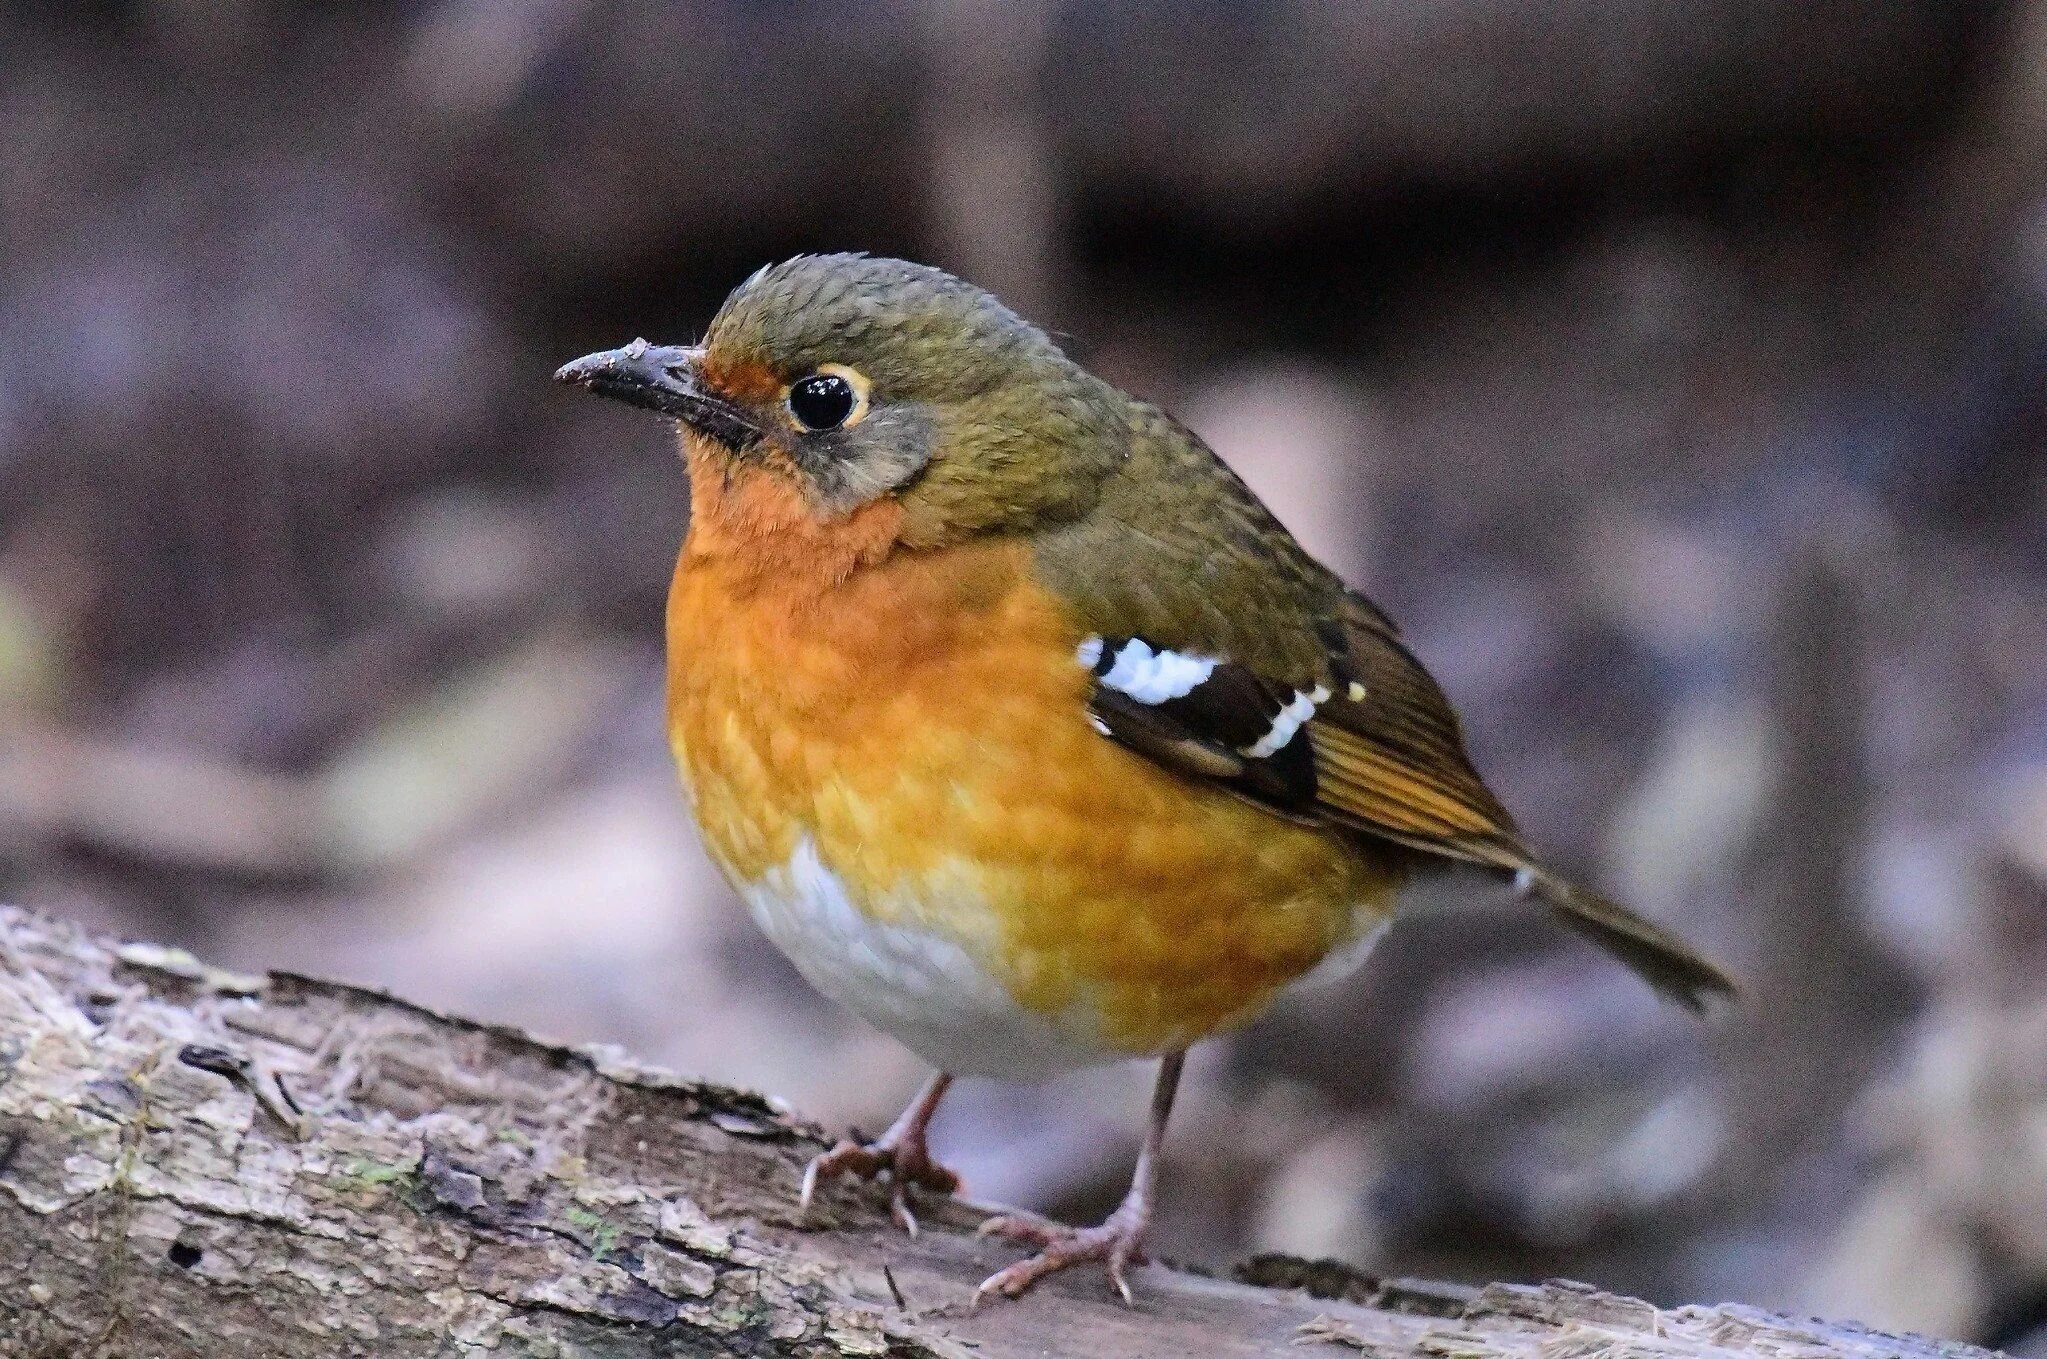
top-left (553, 340), bottom-right (763, 450)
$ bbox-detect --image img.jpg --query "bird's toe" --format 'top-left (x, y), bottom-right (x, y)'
top-left (971, 1214), bottom-right (1150, 1306)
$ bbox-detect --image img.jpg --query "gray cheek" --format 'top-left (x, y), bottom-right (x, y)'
top-left (801, 406), bottom-right (935, 511)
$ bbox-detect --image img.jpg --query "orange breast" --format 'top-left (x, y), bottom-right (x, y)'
top-left (666, 498), bottom-right (1400, 1059)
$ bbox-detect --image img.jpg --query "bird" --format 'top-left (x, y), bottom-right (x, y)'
top-left (554, 254), bottom-right (1735, 1306)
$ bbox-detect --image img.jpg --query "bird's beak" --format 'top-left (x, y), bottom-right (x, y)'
top-left (553, 340), bottom-right (763, 451)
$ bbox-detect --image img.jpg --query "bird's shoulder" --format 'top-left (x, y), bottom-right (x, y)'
top-left (1030, 403), bottom-right (1371, 675)
top-left (1026, 403), bottom-right (1523, 863)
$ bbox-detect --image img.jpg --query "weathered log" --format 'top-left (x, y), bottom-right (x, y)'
top-left (0, 904), bottom-right (1994, 1358)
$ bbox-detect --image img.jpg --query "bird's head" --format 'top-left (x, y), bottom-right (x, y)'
top-left (556, 255), bottom-right (1124, 555)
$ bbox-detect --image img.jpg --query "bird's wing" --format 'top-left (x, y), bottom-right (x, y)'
top-left (1073, 601), bottom-right (1523, 869)
top-left (1029, 408), bottom-right (1734, 1010)
top-left (1032, 407), bottom-right (1522, 865)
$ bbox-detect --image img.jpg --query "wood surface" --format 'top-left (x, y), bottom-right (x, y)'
top-left (0, 904), bottom-right (1996, 1358)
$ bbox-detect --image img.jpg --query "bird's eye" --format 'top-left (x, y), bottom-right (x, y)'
top-left (787, 371), bottom-right (859, 431)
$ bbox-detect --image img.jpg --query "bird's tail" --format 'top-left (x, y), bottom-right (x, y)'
top-left (1517, 867), bottom-right (1737, 1014)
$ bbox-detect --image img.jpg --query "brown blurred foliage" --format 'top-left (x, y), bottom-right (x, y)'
top-left (2, 1), bottom-right (2045, 1349)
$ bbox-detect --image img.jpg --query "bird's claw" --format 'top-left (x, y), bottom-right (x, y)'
top-left (972, 1210), bottom-right (1148, 1307)
top-left (889, 1184), bottom-right (920, 1238)
top-left (800, 1133), bottom-right (959, 1236)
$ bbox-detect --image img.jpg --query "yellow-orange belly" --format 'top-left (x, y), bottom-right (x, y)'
top-left (667, 535), bottom-right (1401, 1075)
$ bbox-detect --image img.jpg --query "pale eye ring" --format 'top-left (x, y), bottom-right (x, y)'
top-left (785, 364), bottom-right (870, 432)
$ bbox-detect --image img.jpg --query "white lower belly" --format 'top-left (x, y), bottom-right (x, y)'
top-left (734, 837), bottom-right (1395, 1078)
top-left (736, 838), bottom-right (1112, 1079)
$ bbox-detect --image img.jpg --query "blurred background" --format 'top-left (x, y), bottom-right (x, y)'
top-left (3, 0), bottom-right (2045, 1347)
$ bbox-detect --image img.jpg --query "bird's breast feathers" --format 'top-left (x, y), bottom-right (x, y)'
top-left (666, 535), bottom-right (1399, 1067)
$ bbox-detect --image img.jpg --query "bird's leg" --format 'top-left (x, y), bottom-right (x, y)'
top-left (800, 1072), bottom-right (958, 1236)
top-left (974, 1050), bottom-right (1185, 1307)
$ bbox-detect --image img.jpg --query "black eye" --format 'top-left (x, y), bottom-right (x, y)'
top-left (788, 373), bottom-right (857, 431)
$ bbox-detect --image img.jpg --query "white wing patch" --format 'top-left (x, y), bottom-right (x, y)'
top-left (1242, 684), bottom-right (1330, 759)
top-left (1077, 635), bottom-right (1220, 705)
top-left (1079, 634), bottom-right (1336, 763)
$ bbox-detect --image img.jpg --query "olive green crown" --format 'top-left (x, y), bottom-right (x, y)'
top-left (707, 254), bottom-right (1071, 400)
top-left (702, 255), bottom-right (1125, 540)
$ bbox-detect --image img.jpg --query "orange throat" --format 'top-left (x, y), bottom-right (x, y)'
top-left (677, 434), bottom-right (905, 597)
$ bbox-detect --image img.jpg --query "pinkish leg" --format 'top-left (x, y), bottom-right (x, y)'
top-left (974, 1050), bottom-right (1185, 1306)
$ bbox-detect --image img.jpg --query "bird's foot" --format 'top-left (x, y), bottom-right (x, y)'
top-left (800, 1130), bottom-right (960, 1237)
top-left (973, 1203), bottom-right (1149, 1306)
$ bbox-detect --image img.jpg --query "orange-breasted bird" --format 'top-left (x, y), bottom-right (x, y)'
top-left (556, 254), bottom-right (1734, 1304)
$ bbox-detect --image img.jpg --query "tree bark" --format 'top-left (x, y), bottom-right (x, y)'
top-left (0, 904), bottom-right (1991, 1358)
